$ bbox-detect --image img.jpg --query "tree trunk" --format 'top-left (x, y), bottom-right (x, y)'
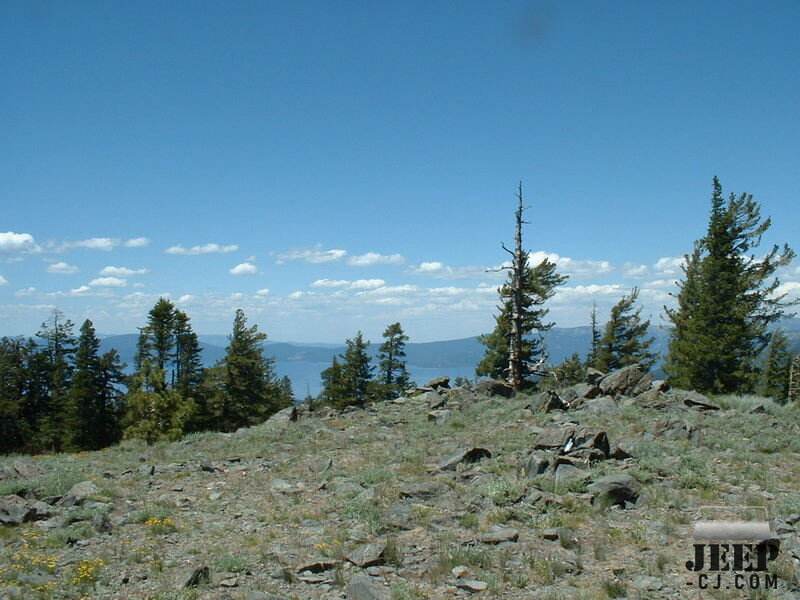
top-left (508, 182), bottom-right (526, 392)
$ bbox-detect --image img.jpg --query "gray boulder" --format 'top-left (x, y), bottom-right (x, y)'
top-left (599, 364), bottom-right (645, 396)
top-left (474, 378), bottom-right (514, 398)
top-left (346, 575), bottom-right (390, 600)
top-left (588, 474), bottom-right (641, 506)
top-left (0, 495), bottom-right (33, 525)
top-left (425, 376), bottom-right (450, 391)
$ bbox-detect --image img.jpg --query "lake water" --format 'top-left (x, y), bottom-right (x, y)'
top-left (274, 362), bottom-right (479, 399)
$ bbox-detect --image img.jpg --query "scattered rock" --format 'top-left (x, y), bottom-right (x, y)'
top-left (270, 479), bottom-right (303, 494)
top-left (427, 410), bottom-right (449, 423)
top-left (28, 501), bottom-right (54, 521)
top-left (454, 578), bottom-right (488, 592)
top-left (346, 574), bottom-right (390, 600)
top-left (0, 495), bottom-right (33, 525)
top-left (400, 481), bottom-right (447, 499)
top-left (416, 391), bottom-right (443, 406)
top-left (59, 480), bottom-right (99, 506)
top-left (554, 463), bottom-right (588, 482)
top-left (438, 447), bottom-right (492, 470)
top-left (656, 419), bottom-right (703, 444)
top-left (521, 451), bottom-right (553, 477)
top-left (383, 503), bottom-right (414, 530)
top-left (183, 566), bottom-right (211, 588)
top-left (588, 474), bottom-right (641, 506)
top-left (267, 405), bottom-right (300, 425)
top-left (474, 379), bottom-right (513, 398)
top-left (200, 460), bottom-right (221, 473)
top-left (347, 541), bottom-right (386, 567)
top-left (599, 364), bottom-right (644, 396)
top-left (631, 372), bottom-right (654, 396)
top-left (478, 525), bottom-right (519, 544)
top-left (672, 390), bottom-right (721, 411)
top-left (425, 376), bottom-right (450, 391)
top-left (581, 396), bottom-right (618, 414)
top-left (585, 368), bottom-right (605, 385)
top-left (296, 558), bottom-right (342, 573)
top-left (528, 390), bottom-right (566, 412)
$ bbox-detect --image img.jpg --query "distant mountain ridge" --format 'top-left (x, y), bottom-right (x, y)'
top-left (99, 319), bottom-right (800, 372)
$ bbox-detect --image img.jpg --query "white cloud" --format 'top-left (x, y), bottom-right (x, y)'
top-left (654, 256), bottom-right (686, 275)
top-left (528, 251), bottom-right (613, 277)
top-left (275, 244), bottom-right (347, 264)
top-left (47, 261), bottom-right (79, 274)
top-left (132, 282), bottom-right (145, 288)
top-left (256, 289), bottom-right (271, 296)
top-left (99, 266), bottom-right (149, 277)
top-left (429, 286), bottom-right (468, 296)
top-left (124, 237), bottom-right (151, 248)
top-left (356, 285), bottom-right (419, 296)
top-left (551, 284), bottom-right (625, 303)
top-left (288, 291), bottom-right (306, 299)
top-left (177, 294), bottom-right (194, 303)
top-left (15, 286), bottom-right (35, 296)
top-left (406, 261), bottom-right (492, 280)
top-left (165, 243), bottom-right (239, 255)
top-left (89, 276), bottom-right (128, 287)
top-left (347, 252), bottom-right (405, 267)
top-left (623, 263), bottom-right (649, 278)
top-left (229, 262), bottom-right (258, 276)
top-left (0, 232), bottom-right (40, 259)
top-left (311, 279), bottom-right (350, 288)
top-left (70, 285), bottom-right (92, 295)
top-left (646, 279), bottom-right (678, 288)
top-left (774, 281), bottom-right (800, 300)
top-left (348, 279), bottom-right (386, 290)
top-left (0, 275), bottom-right (7, 285)
top-left (71, 237), bottom-right (119, 251)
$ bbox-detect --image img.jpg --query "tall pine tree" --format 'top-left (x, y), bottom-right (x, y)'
top-left (377, 322), bottom-right (410, 400)
top-left (595, 288), bottom-right (657, 373)
top-left (215, 309), bottom-right (289, 431)
top-left (665, 177), bottom-right (797, 393)
top-left (71, 320), bottom-right (126, 450)
top-left (761, 329), bottom-right (792, 403)
top-left (36, 309), bottom-right (77, 452)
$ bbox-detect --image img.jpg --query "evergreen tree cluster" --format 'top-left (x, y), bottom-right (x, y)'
top-left (0, 302), bottom-right (293, 455)
top-left (320, 323), bottom-right (411, 409)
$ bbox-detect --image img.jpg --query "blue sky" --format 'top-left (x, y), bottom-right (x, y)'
top-left (2, 0), bottom-right (798, 343)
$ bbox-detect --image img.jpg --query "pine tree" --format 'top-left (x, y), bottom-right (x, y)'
top-left (123, 362), bottom-right (189, 444)
top-left (36, 309), bottom-right (77, 452)
top-left (377, 322), bottom-right (410, 400)
top-left (0, 338), bottom-right (33, 453)
top-left (217, 309), bottom-right (288, 431)
top-left (173, 310), bottom-right (204, 401)
top-left (320, 356), bottom-right (348, 408)
top-left (586, 302), bottom-right (600, 368)
top-left (595, 288), bottom-right (657, 373)
top-left (96, 348), bottom-right (126, 447)
top-left (340, 332), bottom-right (373, 406)
top-left (70, 319), bottom-right (105, 449)
top-left (553, 352), bottom-right (586, 385)
top-left (476, 257), bottom-right (567, 387)
top-left (479, 184), bottom-right (567, 391)
top-left (761, 329), bottom-right (793, 403)
top-left (665, 177), bottom-right (797, 393)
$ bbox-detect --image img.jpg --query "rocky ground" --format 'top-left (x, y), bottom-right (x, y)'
top-left (1, 365), bottom-right (800, 600)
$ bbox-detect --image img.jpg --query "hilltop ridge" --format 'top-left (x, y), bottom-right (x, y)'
top-left (1, 365), bottom-right (799, 599)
